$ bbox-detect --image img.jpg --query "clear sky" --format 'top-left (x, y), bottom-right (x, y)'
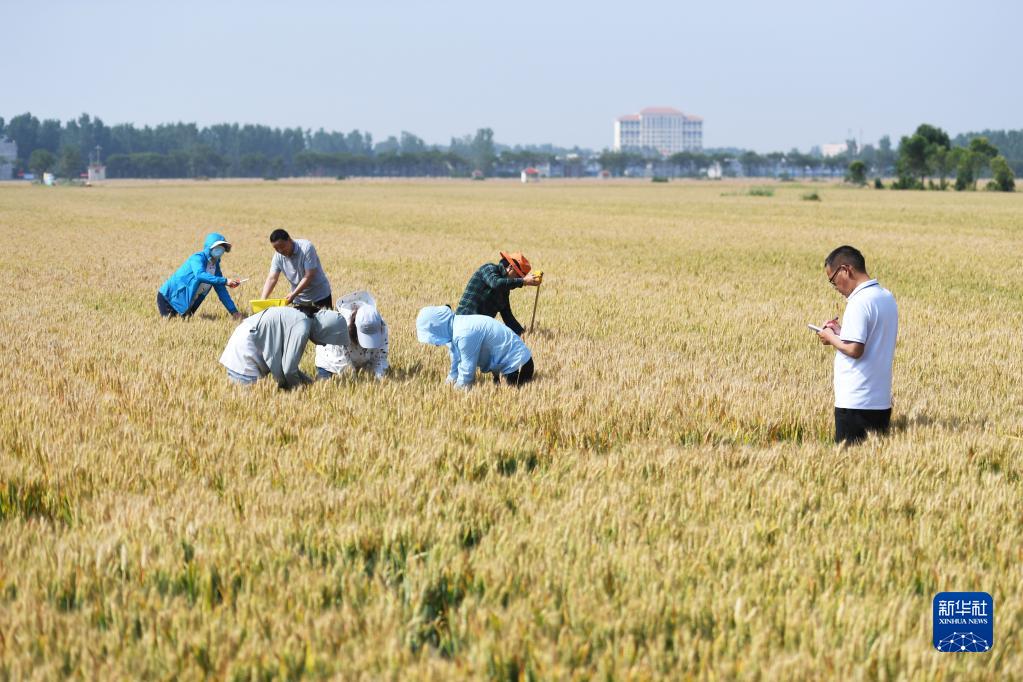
top-left (3, 0), bottom-right (1020, 152)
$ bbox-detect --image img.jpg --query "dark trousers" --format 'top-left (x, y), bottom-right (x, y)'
top-left (835, 407), bottom-right (892, 444)
top-left (494, 358), bottom-right (534, 386)
top-left (294, 294), bottom-right (333, 316)
top-left (156, 291), bottom-right (201, 318)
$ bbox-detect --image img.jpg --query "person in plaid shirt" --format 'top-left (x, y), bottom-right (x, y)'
top-left (455, 251), bottom-right (540, 335)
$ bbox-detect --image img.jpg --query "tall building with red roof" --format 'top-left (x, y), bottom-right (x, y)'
top-left (613, 106), bottom-right (702, 155)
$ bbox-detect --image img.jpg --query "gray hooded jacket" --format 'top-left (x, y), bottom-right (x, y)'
top-left (249, 307), bottom-right (347, 389)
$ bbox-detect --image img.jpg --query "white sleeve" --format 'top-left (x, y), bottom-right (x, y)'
top-left (315, 344), bottom-right (352, 373)
top-left (840, 298), bottom-right (871, 344)
top-left (269, 253), bottom-right (282, 275)
top-left (372, 327), bottom-right (389, 378)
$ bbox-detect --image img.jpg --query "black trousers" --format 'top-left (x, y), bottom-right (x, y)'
top-left (494, 358), bottom-right (534, 386)
top-left (156, 291), bottom-right (202, 318)
top-left (835, 407), bottom-right (892, 444)
top-left (293, 294), bottom-right (333, 316)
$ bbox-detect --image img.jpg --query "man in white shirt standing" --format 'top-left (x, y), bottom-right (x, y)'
top-left (817, 245), bottom-right (898, 444)
top-left (259, 228), bottom-right (333, 309)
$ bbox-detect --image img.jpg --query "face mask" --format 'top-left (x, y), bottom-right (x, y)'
top-left (210, 246), bottom-right (225, 259)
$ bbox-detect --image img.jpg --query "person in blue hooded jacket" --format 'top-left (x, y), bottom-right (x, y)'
top-left (416, 305), bottom-right (534, 388)
top-left (157, 232), bottom-right (243, 319)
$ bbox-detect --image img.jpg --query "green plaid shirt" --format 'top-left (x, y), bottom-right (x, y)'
top-left (456, 262), bottom-right (525, 334)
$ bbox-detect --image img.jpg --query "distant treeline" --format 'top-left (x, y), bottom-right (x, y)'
top-left (0, 113), bottom-right (508, 179)
top-left (953, 130), bottom-right (1023, 171)
top-left (3, 111), bottom-right (1022, 182)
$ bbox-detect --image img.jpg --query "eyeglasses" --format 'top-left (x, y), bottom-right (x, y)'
top-left (827, 266), bottom-right (845, 286)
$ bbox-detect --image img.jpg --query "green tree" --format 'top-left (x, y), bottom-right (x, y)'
top-left (916, 124), bottom-right (950, 149)
top-left (954, 137), bottom-right (999, 191)
top-left (895, 124), bottom-right (951, 189)
top-left (470, 128), bottom-right (496, 175)
top-left (239, 153), bottom-right (269, 177)
top-left (37, 119), bottom-right (62, 154)
top-left (400, 131), bottom-right (426, 154)
top-left (375, 135), bottom-right (400, 155)
top-left (28, 149), bottom-right (56, 176)
top-left (188, 145), bottom-right (227, 177)
top-left (968, 137), bottom-right (998, 189)
top-left (58, 145), bottom-right (83, 178)
top-left (845, 160), bottom-right (867, 185)
top-left (953, 130), bottom-right (1023, 174)
top-left (876, 135), bottom-right (895, 175)
top-left (953, 147), bottom-right (974, 191)
top-left (668, 151), bottom-right (710, 177)
top-left (598, 150), bottom-right (643, 177)
top-left (968, 136), bottom-right (998, 159)
top-left (989, 155), bottom-right (1015, 192)
top-left (858, 144), bottom-right (877, 170)
top-left (6, 113), bottom-right (40, 159)
top-left (740, 151), bottom-right (764, 177)
top-left (929, 147), bottom-right (953, 189)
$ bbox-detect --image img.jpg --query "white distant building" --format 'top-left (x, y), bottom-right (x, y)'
top-left (0, 137), bottom-right (16, 181)
top-left (821, 142), bottom-right (849, 158)
top-left (87, 145), bottom-right (106, 182)
top-left (614, 106), bottom-right (703, 155)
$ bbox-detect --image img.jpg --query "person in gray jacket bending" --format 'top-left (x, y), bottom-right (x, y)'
top-left (219, 307), bottom-right (347, 389)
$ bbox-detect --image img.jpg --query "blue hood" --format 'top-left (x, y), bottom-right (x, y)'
top-left (157, 232), bottom-right (237, 316)
top-left (416, 306), bottom-right (454, 345)
top-left (203, 232), bottom-right (230, 258)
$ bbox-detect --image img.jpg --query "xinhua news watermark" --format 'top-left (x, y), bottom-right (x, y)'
top-left (933, 592), bottom-right (993, 653)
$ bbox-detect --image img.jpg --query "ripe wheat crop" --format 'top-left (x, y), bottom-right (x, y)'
top-left (0, 179), bottom-right (1020, 679)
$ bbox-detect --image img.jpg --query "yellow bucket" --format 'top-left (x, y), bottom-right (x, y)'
top-left (250, 298), bottom-right (288, 313)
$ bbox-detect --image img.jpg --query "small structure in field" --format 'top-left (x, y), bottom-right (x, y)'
top-left (520, 167), bottom-right (540, 183)
top-left (0, 137), bottom-right (16, 181)
top-left (87, 145), bottom-right (106, 182)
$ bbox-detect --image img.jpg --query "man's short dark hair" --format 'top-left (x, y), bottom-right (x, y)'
top-left (269, 229), bottom-right (291, 243)
top-left (824, 245), bottom-right (866, 273)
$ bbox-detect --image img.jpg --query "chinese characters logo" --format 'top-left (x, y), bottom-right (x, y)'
top-left (933, 592), bottom-right (993, 652)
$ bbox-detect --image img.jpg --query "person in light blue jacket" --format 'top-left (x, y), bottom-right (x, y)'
top-left (416, 305), bottom-right (534, 388)
top-left (157, 232), bottom-right (243, 319)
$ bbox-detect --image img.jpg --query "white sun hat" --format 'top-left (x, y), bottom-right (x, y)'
top-left (354, 305), bottom-right (386, 349)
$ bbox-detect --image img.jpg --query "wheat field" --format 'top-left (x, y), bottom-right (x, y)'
top-left (0, 179), bottom-right (1020, 679)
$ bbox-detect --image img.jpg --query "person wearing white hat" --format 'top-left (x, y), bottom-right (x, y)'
top-left (315, 291), bottom-right (389, 381)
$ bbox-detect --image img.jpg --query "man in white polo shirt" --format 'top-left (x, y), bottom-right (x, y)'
top-left (817, 245), bottom-right (898, 444)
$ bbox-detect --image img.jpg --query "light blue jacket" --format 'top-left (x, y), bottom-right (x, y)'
top-left (416, 306), bottom-right (532, 388)
top-left (158, 232), bottom-right (238, 315)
